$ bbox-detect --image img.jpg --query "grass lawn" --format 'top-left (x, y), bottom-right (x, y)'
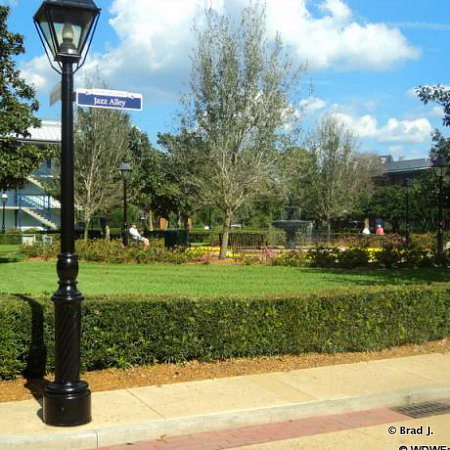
top-left (0, 244), bottom-right (21, 253)
top-left (0, 260), bottom-right (449, 297)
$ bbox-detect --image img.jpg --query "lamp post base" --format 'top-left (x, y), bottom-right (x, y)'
top-left (43, 381), bottom-right (91, 426)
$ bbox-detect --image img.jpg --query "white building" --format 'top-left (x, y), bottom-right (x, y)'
top-left (2, 120), bottom-right (61, 231)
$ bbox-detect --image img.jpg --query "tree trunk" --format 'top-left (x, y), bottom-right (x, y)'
top-left (326, 220), bottom-right (331, 243)
top-left (83, 218), bottom-right (91, 241)
top-left (147, 209), bottom-right (154, 231)
top-left (219, 209), bottom-right (232, 260)
top-left (183, 215), bottom-right (190, 247)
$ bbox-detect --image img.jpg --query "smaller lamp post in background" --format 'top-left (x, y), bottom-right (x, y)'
top-left (405, 178), bottom-right (411, 247)
top-left (433, 153), bottom-right (448, 257)
top-left (119, 161), bottom-right (132, 246)
top-left (2, 192), bottom-right (8, 234)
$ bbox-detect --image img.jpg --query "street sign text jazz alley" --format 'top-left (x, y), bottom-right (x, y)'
top-left (75, 88), bottom-right (143, 111)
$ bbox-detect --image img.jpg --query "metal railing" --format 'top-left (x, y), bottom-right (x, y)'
top-left (17, 194), bottom-right (54, 225)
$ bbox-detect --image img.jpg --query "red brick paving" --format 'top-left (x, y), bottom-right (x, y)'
top-left (99, 407), bottom-right (409, 449)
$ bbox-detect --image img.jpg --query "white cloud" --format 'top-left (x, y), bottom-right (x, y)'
top-left (265, 0), bottom-right (420, 71)
top-left (20, 55), bottom-right (58, 93)
top-left (299, 96), bottom-right (327, 114)
top-left (331, 112), bottom-right (433, 144)
top-left (21, 0), bottom-right (420, 100)
top-left (377, 118), bottom-right (433, 143)
top-left (430, 106), bottom-right (444, 117)
top-left (406, 88), bottom-right (418, 98)
top-left (331, 112), bottom-right (378, 138)
top-left (390, 22), bottom-right (450, 31)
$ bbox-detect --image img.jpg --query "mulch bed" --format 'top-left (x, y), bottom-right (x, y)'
top-left (1, 338), bottom-right (448, 403)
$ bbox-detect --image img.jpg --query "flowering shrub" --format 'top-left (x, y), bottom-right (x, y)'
top-left (21, 239), bottom-right (196, 264)
top-left (270, 241), bottom-right (441, 269)
top-left (337, 247), bottom-right (370, 268)
top-left (271, 250), bottom-right (306, 267)
top-left (306, 247), bottom-right (340, 268)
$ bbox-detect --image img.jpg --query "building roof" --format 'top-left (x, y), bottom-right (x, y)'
top-left (19, 120), bottom-right (61, 145)
top-left (385, 158), bottom-right (431, 173)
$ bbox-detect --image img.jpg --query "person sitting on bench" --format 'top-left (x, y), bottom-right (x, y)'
top-left (129, 223), bottom-right (149, 248)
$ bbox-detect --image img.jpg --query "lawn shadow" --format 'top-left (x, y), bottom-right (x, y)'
top-left (13, 295), bottom-right (48, 418)
top-left (0, 255), bottom-right (21, 264)
top-left (301, 267), bottom-right (450, 287)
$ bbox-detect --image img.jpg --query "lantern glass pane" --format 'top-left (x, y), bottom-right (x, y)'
top-left (35, 9), bottom-right (57, 57)
top-left (49, 7), bottom-right (95, 57)
top-left (119, 162), bottom-right (132, 180)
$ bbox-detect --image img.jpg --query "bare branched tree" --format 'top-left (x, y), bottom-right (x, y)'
top-left (299, 116), bottom-right (378, 234)
top-left (74, 74), bottom-right (130, 239)
top-left (183, 4), bottom-right (302, 258)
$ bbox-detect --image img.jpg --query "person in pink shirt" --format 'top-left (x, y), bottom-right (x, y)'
top-left (376, 224), bottom-right (385, 236)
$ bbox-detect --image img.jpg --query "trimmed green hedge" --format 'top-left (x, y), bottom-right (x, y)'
top-left (1, 284), bottom-right (450, 379)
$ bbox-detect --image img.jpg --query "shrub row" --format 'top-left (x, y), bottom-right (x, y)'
top-left (271, 242), bottom-right (449, 269)
top-left (21, 239), bottom-right (199, 264)
top-left (1, 284), bottom-right (450, 379)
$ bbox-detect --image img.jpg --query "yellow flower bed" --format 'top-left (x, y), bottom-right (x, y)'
top-left (187, 246), bottom-right (252, 258)
top-left (367, 247), bottom-right (382, 261)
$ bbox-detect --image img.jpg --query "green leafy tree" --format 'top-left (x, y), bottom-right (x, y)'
top-left (47, 74), bottom-right (131, 239)
top-left (74, 105), bottom-right (130, 239)
top-left (127, 126), bottom-right (169, 229)
top-left (416, 85), bottom-right (450, 127)
top-left (429, 129), bottom-right (450, 162)
top-left (183, 4), bottom-right (301, 258)
top-left (428, 130), bottom-right (449, 226)
top-left (296, 116), bottom-right (377, 233)
top-left (0, 6), bottom-right (52, 190)
top-left (157, 131), bottom-right (207, 234)
top-left (367, 175), bottom-right (438, 233)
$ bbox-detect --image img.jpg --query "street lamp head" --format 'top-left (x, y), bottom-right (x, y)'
top-left (432, 153), bottom-right (448, 177)
top-left (119, 161), bottom-right (132, 181)
top-left (34, 0), bottom-right (100, 72)
top-left (1, 192), bottom-right (7, 204)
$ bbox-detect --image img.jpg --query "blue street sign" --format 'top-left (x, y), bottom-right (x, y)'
top-left (75, 88), bottom-right (143, 111)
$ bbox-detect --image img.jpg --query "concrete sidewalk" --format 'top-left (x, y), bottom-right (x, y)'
top-left (0, 352), bottom-right (449, 449)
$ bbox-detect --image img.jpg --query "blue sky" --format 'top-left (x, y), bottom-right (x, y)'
top-left (2, 0), bottom-right (449, 158)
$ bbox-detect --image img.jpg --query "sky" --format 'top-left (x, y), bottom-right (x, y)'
top-left (2, 0), bottom-right (449, 158)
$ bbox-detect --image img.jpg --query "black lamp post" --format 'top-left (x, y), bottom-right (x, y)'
top-left (119, 162), bottom-right (131, 246)
top-left (2, 192), bottom-right (7, 234)
top-left (34, 0), bottom-right (100, 427)
top-left (433, 153), bottom-right (448, 257)
top-left (405, 178), bottom-right (411, 247)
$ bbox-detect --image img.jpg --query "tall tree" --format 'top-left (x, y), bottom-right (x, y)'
top-left (0, 6), bottom-right (52, 190)
top-left (367, 174), bottom-right (439, 233)
top-left (429, 129), bottom-right (450, 162)
top-left (127, 126), bottom-right (168, 230)
top-left (74, 106), bottom-right (130, 239)
top-left (428, 129), bottom-right (449, 223)
top-left (62, 74), bottom-right (131, 239)
top-left (299, 116), bottom-right (377, 233)
top-left (157, 130), bottom-right (207, 235)
top-left (416, 85), bottom-right (450, 127)
top-left (183, 4), bottom-right (301, 258)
